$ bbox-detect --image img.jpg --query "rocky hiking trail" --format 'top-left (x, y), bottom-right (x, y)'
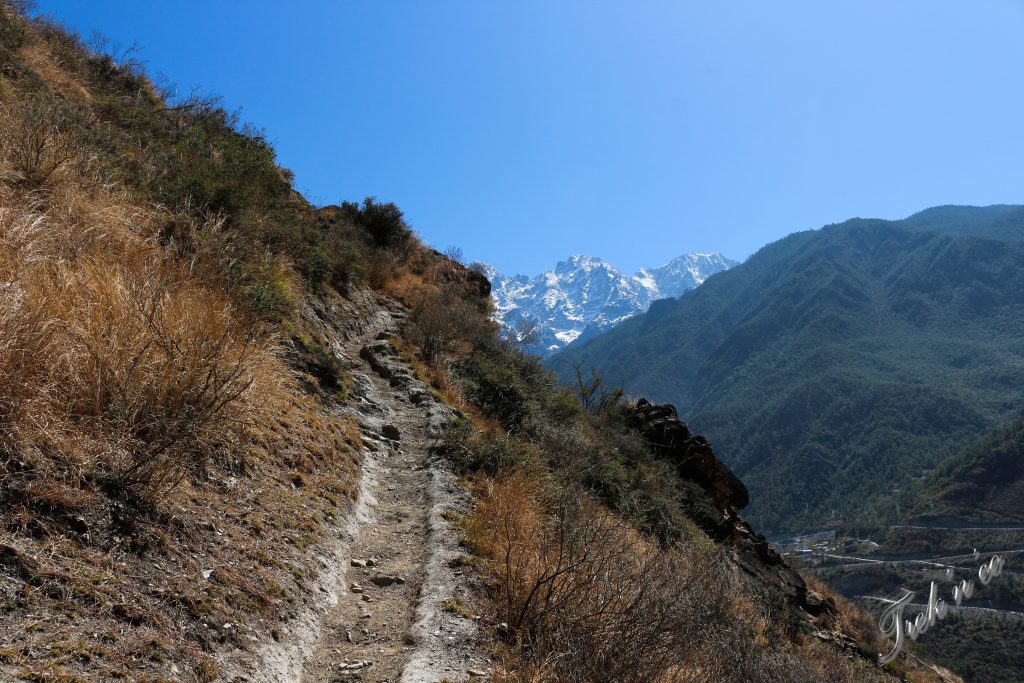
top-left (221, 299), bottom-right (491, 683)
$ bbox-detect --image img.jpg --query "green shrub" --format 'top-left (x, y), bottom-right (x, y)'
top-left (293, 335), bottom-right (347, 391)
top-left (328, 242), bottom-right (369, 291)
top-left (438, 419), bottom-right (539, 475)
top-left (458, 351), bottom-right (532, 430)
top-left (340, 197), bottom-right (411, 248)
top-left (456, 338), bottom-right (558, 431)
top-left (87, 84), bottom-right (330, 298)
top-left (237, 262), bottom-right (297, 320)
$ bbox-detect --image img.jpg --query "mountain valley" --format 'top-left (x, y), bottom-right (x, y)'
top-left (552, 205), bottom-right (1024, 536)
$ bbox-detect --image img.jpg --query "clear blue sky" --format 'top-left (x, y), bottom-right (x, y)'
top-left (34, 1), bottom-right (1024, 275)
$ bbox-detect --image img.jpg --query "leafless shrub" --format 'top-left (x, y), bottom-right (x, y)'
top-left (471, 476), bottom-right (736, 683)
top-left (65, 259), bottom-right (268, 491)
top-left (566, 362), bottom-right (623, 415)
top-left (0, 96), bottom-right (83, 188)
top-left (406, 285), bottom-right (490, 362)
top-left (469, 474), bottom-right (908, 683)
top-left (444, 245), bottom-right (465, 265)
top-left (365, 246), bottom-right (401, 291)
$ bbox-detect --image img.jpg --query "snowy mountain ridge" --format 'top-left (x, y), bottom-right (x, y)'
top-left (483, 252), bottom-right (737, 355)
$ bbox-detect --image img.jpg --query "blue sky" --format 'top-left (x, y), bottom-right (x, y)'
top-left (34, 1), bottom-right (1024, 275)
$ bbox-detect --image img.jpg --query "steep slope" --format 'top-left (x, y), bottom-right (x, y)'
top-left (902, 204), bottom-right (1024, 241)
top-left (487, 252), bottom-right (734, 354)
top-left (909, 417), bottom-right (1024, 524)
top-left (0, 6), bottom-right (963, 682)
top-left (0, 7), bottom-right (493, 681)
top-left (552, 207), bottom-right (1024, 533)
top-left (445, 334), bottom-right (960, 682)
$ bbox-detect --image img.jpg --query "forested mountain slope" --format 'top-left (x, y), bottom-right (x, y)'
top-left (902, 204), bottom-right (1024, 241)
top-left (909, 417), bottom-right (1024, 524)
top-left (552, 206), bottom-right (1024, 532)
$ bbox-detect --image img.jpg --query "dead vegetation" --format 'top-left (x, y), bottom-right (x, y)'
top-left (464, 474), bottom-right (729, 683)
top-left (461, 474), bottom-right (961, 683)
top-left (406, 284), bottom-right (493, 363)
top-left (0, 186), bottom-right (358, 679)
top-left (0, 171), bottom-right (279, 512)
top-left (0, 6), bottom-right (368, 680)
top-left (0, 95), bottom-right (83, 188)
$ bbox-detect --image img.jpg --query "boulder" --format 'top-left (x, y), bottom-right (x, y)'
top-left (628, 398), bottom-right (748, 511)
top-left (627, 398), bottom-right (837, 625)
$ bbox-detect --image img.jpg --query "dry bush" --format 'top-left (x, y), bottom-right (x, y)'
top-left (0, 205), bottom-right (278, 506)
top-left (0, 95), bottom-right (86, 188)
top-left (803, 572), bottom-right (884, 652)
top-left (469, 474), bottom-right (917, 683)
top-left (366, 245), bottom-right (402, 291)
top-left (367, 237), bottom-right (428, 297)
top-left (469, 475), bottom-right (744, 683)
top-left (0, 87), bottom-right (282, 512)
top-left (406, 284), bottom-right (491, 362)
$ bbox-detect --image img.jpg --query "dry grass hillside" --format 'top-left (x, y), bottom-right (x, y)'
top-left (0, 4), bottom-right (964, 682)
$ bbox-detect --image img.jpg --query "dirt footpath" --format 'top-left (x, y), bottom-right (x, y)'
top-left (220, 303), bottom-right (491, 683)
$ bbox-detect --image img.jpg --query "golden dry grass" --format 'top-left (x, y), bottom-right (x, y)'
top-left (463, 471), bottom-right (963, 683)
top-left (0, 199), bottom-right (281, 503)
top-left (16, 39), bottom-right (93, 105)
top-left (0, 62), bottom-right (346, 679)
top-left (0, 14), bottom-right (368, 680)
top-left (0, 190), bottom-right (359, 680)
top-left (0, 80), bottom-right (290, 504)
top-left (466, 474), bottom-right (740, 682)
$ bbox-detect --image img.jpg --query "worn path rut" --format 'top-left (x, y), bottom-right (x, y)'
top-left (303, 307), bottom-right (490, 682)
top-left (220, 299), bottom-right (490, 683)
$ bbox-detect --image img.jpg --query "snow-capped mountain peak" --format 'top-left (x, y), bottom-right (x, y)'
top-left (484, 251), bottom-right (736, 355)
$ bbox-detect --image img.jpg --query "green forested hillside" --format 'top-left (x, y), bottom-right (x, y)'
top-left (551, 206), bottom-right (1024, 532)
top-left (909, 418), bottom-right (1024, 523)
top-left (902, 204), bottom-right (1024, 241)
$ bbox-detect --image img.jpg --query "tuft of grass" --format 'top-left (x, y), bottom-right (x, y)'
top-left (442, 597), bottom-right (475, 619)
top-left (448, 554), bottom-right (482, 569)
